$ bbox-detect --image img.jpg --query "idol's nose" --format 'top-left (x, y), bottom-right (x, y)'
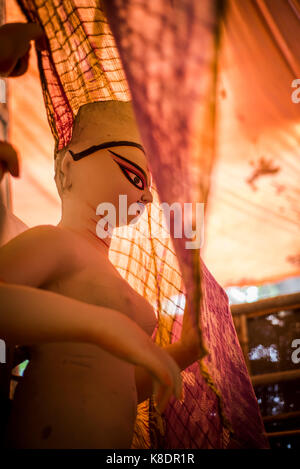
top-left (141, 187), bottom-right (153, 205)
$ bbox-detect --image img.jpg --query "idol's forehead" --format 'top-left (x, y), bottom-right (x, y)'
top-left (69, 101), bottom-right (150, 173)
top-left (70, 101), bottom-right (143, 150)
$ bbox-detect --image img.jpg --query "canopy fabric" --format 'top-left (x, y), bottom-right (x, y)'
top-left (203, 0), bottom-right (300, 287)
top-left (4, 0), bottom-right (291, 448)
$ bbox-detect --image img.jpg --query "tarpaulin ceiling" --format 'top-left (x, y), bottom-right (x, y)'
top-left (205, 0), bottom-right (300, 287)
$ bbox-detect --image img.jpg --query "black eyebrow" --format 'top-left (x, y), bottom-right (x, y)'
top-left (108, 149), bottom-right (150, 187)
top-left (68, 141), bottom-right (145, 161)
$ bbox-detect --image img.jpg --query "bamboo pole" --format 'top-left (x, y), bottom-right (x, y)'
top-left (240, 314), bottom-right (251, 372)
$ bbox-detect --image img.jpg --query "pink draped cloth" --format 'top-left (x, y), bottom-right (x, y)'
top-left (162, 259), bottom-right (268, 448)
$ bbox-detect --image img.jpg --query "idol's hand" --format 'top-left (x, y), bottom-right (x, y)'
top-left (179, 301), bottom-right (202, 364)
top-left (0, 22), bottom-right (45, 77)
top-left (149, 341), bottom-right (183, 413)
top-left (0, 141), bottom-right (19, 182)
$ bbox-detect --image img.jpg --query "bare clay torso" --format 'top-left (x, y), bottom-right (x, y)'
top-left (4, 226), bottom-right (157, 449)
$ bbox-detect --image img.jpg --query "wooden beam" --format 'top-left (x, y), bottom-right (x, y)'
top-left (263, 410), bottom-right (300, 423)
top-left (265, 429), bottom-right (300, 438)
top-left (251, 369), bottom-right (300, 386)
top-left (231, 292), bottom-right (300, 318)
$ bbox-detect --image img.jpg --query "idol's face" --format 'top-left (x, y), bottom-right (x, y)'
top-left (67, 141), bottom-right (153, 228)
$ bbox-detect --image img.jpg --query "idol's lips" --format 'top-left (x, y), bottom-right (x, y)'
top-left (137, 202), bottom-right (145, 211)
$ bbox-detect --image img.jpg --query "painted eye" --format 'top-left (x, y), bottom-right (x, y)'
top-left (132, 173), bottom-right (144, 188)
top-left (118, 164), bottom-right (145, 190)
top-left (126, 170), bottom-right (144, 189)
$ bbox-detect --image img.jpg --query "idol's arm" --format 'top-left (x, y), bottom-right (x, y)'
top-left (0, 281), bottom-right (182, 411)
top-left (0, 225), bottom-right (182, 412)
top-left (0, 22), bottom-right (44, 77)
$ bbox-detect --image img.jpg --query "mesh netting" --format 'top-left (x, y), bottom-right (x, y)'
top-left (16, 0), bottom-right (269, 448)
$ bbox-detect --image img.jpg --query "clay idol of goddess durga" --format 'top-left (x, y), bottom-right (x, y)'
top-left (0, 100), bottom-right (202, 448)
